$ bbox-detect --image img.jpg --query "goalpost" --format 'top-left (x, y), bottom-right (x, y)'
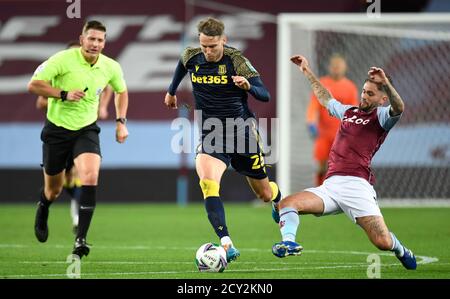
top-left (277, 13), bottom-right (450, 204)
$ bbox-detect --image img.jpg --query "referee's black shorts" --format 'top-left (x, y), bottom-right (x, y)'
top-left (41, 119), bottom-right (101, 176)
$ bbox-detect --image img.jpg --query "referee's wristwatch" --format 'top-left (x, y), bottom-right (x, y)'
top-left (116, 117), bottom-right (127, 124)
top-left (60, 90), bottom-right (68, 101)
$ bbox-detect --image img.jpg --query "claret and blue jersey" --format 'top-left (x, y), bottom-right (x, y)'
top-left (325, 99), bottom-right (402, 185)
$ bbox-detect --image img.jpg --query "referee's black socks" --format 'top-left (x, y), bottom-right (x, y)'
top-left (39, 189), bottom-right (53, 208)
top-left (76, 185), bottom-right (97, 240)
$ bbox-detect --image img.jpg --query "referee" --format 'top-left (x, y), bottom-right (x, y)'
top-left (27, 20), bottom-right (129, 258)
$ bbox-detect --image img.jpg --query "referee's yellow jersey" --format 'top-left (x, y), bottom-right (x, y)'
top-left (32, 47), bottom-right (126, 130)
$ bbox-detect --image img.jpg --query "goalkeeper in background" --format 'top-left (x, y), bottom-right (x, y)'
top-left (306, 54), bottom-right (358, 186)
top-left (272, 54), bottom-right (417, 270)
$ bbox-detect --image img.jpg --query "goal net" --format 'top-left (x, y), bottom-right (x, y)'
top-left (277, 14), bottom-right (450, 203)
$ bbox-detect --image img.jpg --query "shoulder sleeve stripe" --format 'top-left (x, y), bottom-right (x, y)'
top-left (225, 47), bottom-right (259, 79)
top-left (181, 47), bottom-right (202, 67)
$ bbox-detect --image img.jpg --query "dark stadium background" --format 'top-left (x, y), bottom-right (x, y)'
top-left (0, 0), bottom-right (441, 203)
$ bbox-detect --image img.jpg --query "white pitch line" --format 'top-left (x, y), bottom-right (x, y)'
top-left (306, 250), bottom-right (439, 265)
top-left (0, 262), bottom-right (405, 278)
top-left (6, 262), bottom-right (450, 279)
top-left (1, 270), bottom-right (200, 278)
top-left (0, 244), bottom-right (201, 252)
top-left (0, 243), bottom-right (439, 265)
top-left (14, 261), bottom-right (374, 265)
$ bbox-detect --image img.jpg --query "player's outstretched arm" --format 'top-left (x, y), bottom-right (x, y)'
top-left (164, 60), bottom-right (188, 109)
top-left (290, 55), bottom-right (333, 108)
top-left (368, 67), bottom-right (405, 116)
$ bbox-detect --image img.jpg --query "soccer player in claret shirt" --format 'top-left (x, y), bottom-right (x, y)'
top-left (306, 54), bottom-right (359, 186)
top-left (28, 20), bottom-right (129, 258)
top-left (272, 54), bottom-right (417, 270)
top-left (164, 17), bottom-right (282, 263)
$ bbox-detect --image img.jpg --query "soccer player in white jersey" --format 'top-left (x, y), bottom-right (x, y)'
top-left (271, 54), bottom-right (416, 270)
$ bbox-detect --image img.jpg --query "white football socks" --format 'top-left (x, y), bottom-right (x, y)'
top-left (279, 207), bottom-right (299, 242)
top-left (390, 232), bottom-right (405, 257)
top-left (220, 236), bottom-right (233, 247)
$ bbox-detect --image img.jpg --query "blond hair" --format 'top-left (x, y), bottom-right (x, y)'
top-left (197, 17), bottom-right (224, 37)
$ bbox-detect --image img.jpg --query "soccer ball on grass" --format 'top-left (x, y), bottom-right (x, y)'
top-left (195, 242), bottom-right (228, 272)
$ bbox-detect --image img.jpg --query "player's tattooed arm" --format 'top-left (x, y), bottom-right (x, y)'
top-left (305, 70), bottom-right (333, 108)
top-left (383, 81), bottom-right (404, 116)
top-left (368, 67), bottom-right (405, 116)
top-left (290, 55), bottom-right (332, 107)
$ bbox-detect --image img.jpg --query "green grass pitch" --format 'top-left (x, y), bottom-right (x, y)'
top-left (0, 203), bottom-right (449, 279)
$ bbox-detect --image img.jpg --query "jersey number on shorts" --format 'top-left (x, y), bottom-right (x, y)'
top-left (251, 153), bottom-right (265, 170)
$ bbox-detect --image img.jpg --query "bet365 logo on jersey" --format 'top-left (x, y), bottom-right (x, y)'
top-left (191, 73), bottom-right (228, 84)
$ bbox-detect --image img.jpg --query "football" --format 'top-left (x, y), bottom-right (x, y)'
top-left (195, 243), bottom-right (228, 272)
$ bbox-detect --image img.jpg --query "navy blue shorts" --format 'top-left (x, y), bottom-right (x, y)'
top-left (197, 117), bottom-right (268, 179)
top-left (197, 145), bottom-right (267, 180)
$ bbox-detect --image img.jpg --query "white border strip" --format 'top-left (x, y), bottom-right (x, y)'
top-left (278, 13), bottom-right (450, 24)
top-left (304, 23), bottom-right (450, 41)
top-left (378, 199), bottom-right (450, 207)
top-left (276, 13), bottom-right (292, 195)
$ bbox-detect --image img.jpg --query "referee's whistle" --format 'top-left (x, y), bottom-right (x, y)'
top-left (83, 87), bottom-right (88, 92)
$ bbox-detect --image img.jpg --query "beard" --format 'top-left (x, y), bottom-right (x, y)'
top-left (359, 99), bottom-right (370, 111)
top-left (359, 100), bottom-right (377, 113)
